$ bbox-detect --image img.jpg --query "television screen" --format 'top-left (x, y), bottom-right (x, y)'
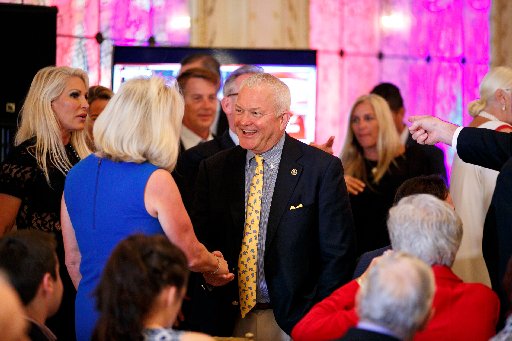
top-left (112, 46), bottom-right (317, 142)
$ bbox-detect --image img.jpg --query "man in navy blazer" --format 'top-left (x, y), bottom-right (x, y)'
top-left (190, 73), bottom-right (355, 339)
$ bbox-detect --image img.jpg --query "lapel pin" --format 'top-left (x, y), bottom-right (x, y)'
top-left (291, 169), bottom-right (298, 175)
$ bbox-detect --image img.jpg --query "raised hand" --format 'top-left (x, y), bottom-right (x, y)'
top-left (310, 136), bottom-right (335, 155)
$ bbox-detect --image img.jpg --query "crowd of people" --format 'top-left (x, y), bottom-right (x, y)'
top-left (0, 55), bottom-right (510, 341)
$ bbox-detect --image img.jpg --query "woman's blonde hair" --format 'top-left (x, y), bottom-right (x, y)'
top-left (94, 77), bottom-right (184, 171)
top-left (15, 66), bottom-right (90, 184)
top-left (468, 66), bottom-right (512, 117)
top-left (341, 94), bottom-right (402, 184)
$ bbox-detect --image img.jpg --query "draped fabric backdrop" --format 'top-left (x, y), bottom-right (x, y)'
top-left (1, 0), bottom-right (498, 168)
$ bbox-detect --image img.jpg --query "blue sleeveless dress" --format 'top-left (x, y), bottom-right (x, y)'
top-left (64, 154), bottom-right (164, 341)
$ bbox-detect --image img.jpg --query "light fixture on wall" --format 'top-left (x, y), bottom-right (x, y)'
top-left (167, 15), bottom-right (191, 31)
top-left (380, 11), bottom-right (410, 32)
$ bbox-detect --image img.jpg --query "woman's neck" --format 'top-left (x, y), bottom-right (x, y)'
top-left (61, 130), bottom-right (71, 145)
top-left (363, 147), bottom-right (378, 161)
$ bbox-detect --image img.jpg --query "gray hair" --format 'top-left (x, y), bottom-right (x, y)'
top-left (223, 65), bottom-right (264, 96)
top-left (357, 252), bottom-right (435, 340)
top-left (388, 194), bottom-right (463, 266)
top-left (239, 73), bottom-right (291, 116)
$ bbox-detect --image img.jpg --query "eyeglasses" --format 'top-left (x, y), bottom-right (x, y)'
top-left (226, 93), bottom-right (238, 98)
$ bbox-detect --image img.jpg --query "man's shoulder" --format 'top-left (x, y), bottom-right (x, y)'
top-left (202, 145), bottom-right (245, 167)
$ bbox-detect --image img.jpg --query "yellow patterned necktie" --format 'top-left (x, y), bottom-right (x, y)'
top-left (238, 154), bottom-right (264, 318)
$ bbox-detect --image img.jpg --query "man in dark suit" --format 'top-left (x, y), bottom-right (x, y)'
top-left (371, 83), bottom-right (447, 181)
top-left (409, 115), bottom-right (512, 327)
top-left (190, 73), bottom-right (355, 340)
top-left (337, 252), bottom-right (434, 341)
top-left (174, 65), bottom-right (264, 212)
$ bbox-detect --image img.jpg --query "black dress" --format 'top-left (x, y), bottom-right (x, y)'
top-left (0, 138), bottom-right (80, 341)
top-left (350, 145), bottom-right (430, 257)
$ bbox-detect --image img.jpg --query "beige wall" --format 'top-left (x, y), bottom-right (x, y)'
top-left (491, 0), bottom-right (512, 67)
top-left (189, 0), bottom-right (309, 48)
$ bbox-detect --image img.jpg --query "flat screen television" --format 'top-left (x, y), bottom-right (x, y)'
top-left (112, 46), bottom-right (317, 142)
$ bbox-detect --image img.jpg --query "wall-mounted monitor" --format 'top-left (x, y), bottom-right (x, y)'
top-left (112, 46), bottom-right (317, 142)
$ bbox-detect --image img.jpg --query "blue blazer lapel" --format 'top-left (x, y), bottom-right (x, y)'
top-left (266, 135), bottom-right (303, 249)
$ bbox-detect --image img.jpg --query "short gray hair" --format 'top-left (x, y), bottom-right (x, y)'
top-left (239, 73), bottom-right (291, 116)
top-left (388, 194), bottom-right (463, 266)
top-left (223, 65), bottom-right (264, 96)
top-left (357, 252), bottom-right (435, 340)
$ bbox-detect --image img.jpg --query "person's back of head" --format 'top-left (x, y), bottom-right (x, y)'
top-left (0, 230), bottom-right (62, 321)
top-left (393, 174), bottom-right (449, 204)
top-left (371, 82), bottom-right (404, 113)
top-left (93, 234), bottom-right (189, 341)
top-left (94, 76), bottom-right (184, 172)
top-left (387, 194), bottom-right (462, 266)
top-left (222, 65), bottom-right (264, 96)
top-left (357, 252), bottom-right (435, 340)
top-left (179, 53), bottom-right (221, 78)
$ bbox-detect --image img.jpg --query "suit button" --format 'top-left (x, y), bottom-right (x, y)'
top-left (232, 300), bottom-right (239, 306)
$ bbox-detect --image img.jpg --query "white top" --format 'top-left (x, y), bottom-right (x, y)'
top-left (180, 125), bottom-right (213, 150)
top-left (450, 119), bottom-right (511, 286)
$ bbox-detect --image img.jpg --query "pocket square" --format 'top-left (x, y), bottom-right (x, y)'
top-left (290, 203), bottom-right (303, 210)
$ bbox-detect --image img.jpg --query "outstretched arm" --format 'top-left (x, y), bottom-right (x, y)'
top-left (408, 115), bottom-right (459, 146)
top-left (145, 169), bottom-right (233, 280)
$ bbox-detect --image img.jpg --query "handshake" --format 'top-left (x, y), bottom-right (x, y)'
top-left (203, 251), bottom-right (235, 287)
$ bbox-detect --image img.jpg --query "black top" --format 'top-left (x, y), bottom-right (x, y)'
top-left (350, 145), bottom-right (429, 256)
top-left (0, 138), bottom-right (80, 232)
top-left (0, 137), bottom-right (80, 341)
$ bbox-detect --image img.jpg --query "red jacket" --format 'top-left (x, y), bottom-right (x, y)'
top-left (291, 265), bottom-right (499, 341)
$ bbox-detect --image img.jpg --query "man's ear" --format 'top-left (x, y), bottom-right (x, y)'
top-left (279, 111), bottom-right (292, 130)
top-left (221, 97), bottom-right (230, 114)
top-left (40, 273), bottom-right (54, 296)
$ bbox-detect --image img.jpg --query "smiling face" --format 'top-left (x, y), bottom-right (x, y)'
top-left (234, 84), bottom-right (290, 154)
top-left (51, 76), bottom-right (89, 143)
top-left (182, 77), bottom-right (218, 139)
top-left (351, 100), bottom-right (379, 155)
